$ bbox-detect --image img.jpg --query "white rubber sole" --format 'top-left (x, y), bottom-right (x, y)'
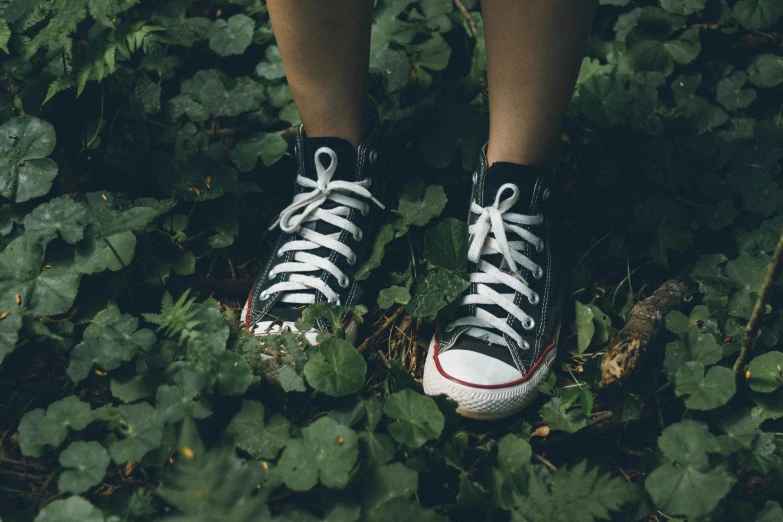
top-left (241, 300), bottom-right (359, 346)
top-left (423, 336), bottom-right (557, 421)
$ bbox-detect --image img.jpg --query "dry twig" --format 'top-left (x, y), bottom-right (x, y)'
top-left (453, 0), bottom-right (477, 38)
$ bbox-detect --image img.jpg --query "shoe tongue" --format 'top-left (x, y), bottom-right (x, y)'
top-left (303, 136), bottom-right (358, 182)
top-left (483, 161), bottom-right (550, 211)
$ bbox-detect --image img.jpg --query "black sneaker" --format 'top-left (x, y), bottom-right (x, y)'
top-left (423, 146), bottom-right (569, 420)
top-left (242, 124), bottom-right (384, 345)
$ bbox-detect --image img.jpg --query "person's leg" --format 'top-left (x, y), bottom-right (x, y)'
top-left (482, 0), bottom-right (597, 166)
top-left (266, 0), bottom-right (373, 147)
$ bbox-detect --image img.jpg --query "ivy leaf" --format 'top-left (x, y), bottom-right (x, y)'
top-left (0, 116), bottom-right (59, 203)
top-left (225, 400), bottom-right (290, 459)
top-left (110, 373), bottom-right (161, 403)
top-left (645, 421), bottom-right (735, 519)
top-left (575, 302), bottom-right (595, 353)
top-left (415, 33), bottom-right (451, 71)
top-left (277, 417), bottom-right (358, 491)
top-left (674, 361), bottom-right (736, 410)
top-left (229, 132), bottom-right (288, 171)
top-left (539, 397), bottom-right (587, 433)
top-left (660, 0), bottom-right (705, 15)
top-left (363, 462), bottom-right (418, 511)
top-left (497, 434), bottom-right (532, 472)
top-left (396, 182), bottom-right (448, 227)
top-left (156, 369), bottom-right (213, 423)
top-left (0, 237), bottom-right (82, 316)
top-left (38, 396), bottom-right (93, 448)
top-left (178, 70), bottom-right (265, 119)
top-left (58, 441), bottom-right (111, 494)
top-left (67, 308), bottom-right (156, 381)
top-left (662, 324), bottom-right (723, 380)
top-left (213, 349), bottom-right (253, 396)
top-left (108, 403), bottom-right (165, 464)
top-left (34, 496), bottom-right (104, 522)
top-left (663, 26), bottom-right (701, 65)
top-left (23, 195), bottom-right (88, 245)
top-left (383, 389), bottom-right (445, 447)
top-left (733, 0), bottom-right (783, 30)
top-left (747, 351), bottom-right (783, 393)
top-left (716, 72), bottom-right (757, 111)
top-left (715, 410), bottom-right (761, 454)
top-left (424, 218), bottom-right (468, 272)
top-left (209, 14), bottom-right (254, 56)
top-left (377, 285), bottom-right (411, 309)
top-left (726, 253), bottom-right (768, 319)
top-left (255, 45), bottom-right (286, 80)
top-left (747, 54), bottom-right (783, 88)
top-left (303, 337), bottom-right (367, 396)
top-left (355, 224), bottom-right (396, 281)
top-left (406, 268), bottom-right (469, 317)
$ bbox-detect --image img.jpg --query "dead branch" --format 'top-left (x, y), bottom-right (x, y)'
top-left (733, 230), bottom-right (783, 374)
top-left (600, 279), bottom-right (689, 388)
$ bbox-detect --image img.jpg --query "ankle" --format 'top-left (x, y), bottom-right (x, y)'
top-left (486, 140), bottom-right (556, 168)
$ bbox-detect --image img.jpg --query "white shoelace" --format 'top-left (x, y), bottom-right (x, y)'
top-left (261, 147), bottom-right (384, 306)
top-left (446, 183), bottom-right (544, 349)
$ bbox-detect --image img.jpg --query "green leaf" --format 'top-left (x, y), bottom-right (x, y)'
top-left (497, 434), bottom-right (532, 473)
top-left (396, 182), bottom-right (448, 227)
top-left (726, 253), bottom-right (768, 319)
top-left (58, 441), bottom-right (110, 494)
top-left (747, 54), bottom-right (783, 88)
top-left (355, 223), bottom-right (396, 281)
top-left (178, 70), bottom-right (265, 119)
top-left (377, 285), bottom-right (411, 309)
top-left (18, 408), bottom-right (46, 457)
top-left (34, 496), bottom-right (104, 522)
top-left (674, 361), bottom-right (736, 410)
top-left (277, 416), bottom-right (358, 491)
top-left (406, 268), bottom-right (469, 317)
top-left (747, 351), bottom-right (783, 393)
top-left (369, 49), bottom-right (411, 92)
top-left (303, 337), bottom-right (367, 396)
top-left (363, 462), bottom-right (418, 510)
top-left (660, 0), bottom-right (705, 15)
top-left (733, 0), bottom-right (783, 29)
top-left (415, 33), bottom-right (451, 71)
top-left (229, 132), bottom-right (287, 171)
top-left (575, 301), bottom-right (595, 354)
top-left (0, 116), bottom-right (59, 203)
top-left (645, 420), bottom-right (735, 518)
top-left (209, 14), bottom-right (254, 56)
top-left (255, 45), bottom-right (285, 80)
top-left (225, 400), bottom-right (290, 459)
top-left (108, 403), bottom-right (165, 464)
top-left (539, 397), bottom-right (587, 433)
top-left (110, 373), bottom-right (161, 403)
top-left (213, 349), bottom-right (253, 396)
top-left (717, 71), bottom-right (757, 111)
top-left (67, 308), bottom-right (156, 381)
top-left (424, 218), bottom-right (468, 272)
top-left (0, 297), bottom-right (22, 365)
top-left (155, 369), bottom-right (212, 423)
top-left (0, 237), bottom-right (82, 316)
top-left (37, 396), bottom-right (93, 448)
top-left (662, 324), bottom-right (723, 380)
top-left (663, 26), bottom-right (701, 64)
top-left (24, 195), bottom-right (88, 245)
top-left (383, 389), bottom-right (445, 447)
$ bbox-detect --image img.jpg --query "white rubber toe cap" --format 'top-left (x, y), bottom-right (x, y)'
top-left (241, 300), bottom-right (358, 346)
top-left (437, 349), bottom-right (523, 386)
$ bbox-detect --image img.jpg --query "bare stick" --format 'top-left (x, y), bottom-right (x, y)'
top-left (453, 0), bottom-right (478, 38)
top-left (600, 279), bottom-right (689, 388)
top-left (733, 230), bottom-right (783, 374)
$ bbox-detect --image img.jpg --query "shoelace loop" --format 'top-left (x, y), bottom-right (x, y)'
top-left (446, 182), bottom-right (544, 349)
top-left (260, 147), bottom-right (384, 306)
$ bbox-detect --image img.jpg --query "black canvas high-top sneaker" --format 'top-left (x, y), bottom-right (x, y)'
top-left (423, 146), bottom-right (569, 420)
top-left (241, 124), bottom-right (384, 345)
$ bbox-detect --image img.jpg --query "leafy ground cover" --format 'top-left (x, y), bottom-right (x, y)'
top-left (1, 0), bottom-right (782, 520)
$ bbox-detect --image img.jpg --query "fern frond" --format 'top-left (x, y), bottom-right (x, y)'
top-left (43, 75), bottom-right (75, 103)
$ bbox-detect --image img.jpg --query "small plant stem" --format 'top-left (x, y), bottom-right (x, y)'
top-left (732, 229), bottom-right (783, 375)
top-left (453, 0), bottom-right (478, 38)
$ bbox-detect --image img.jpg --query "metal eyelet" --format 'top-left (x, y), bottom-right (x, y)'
top-left (523, 318), bottom-right (535, 330)
top-left (369, 150), bottom-right (378, 164)
top-left (472, 171), bottom-right (478, 185)
top-left (347, 253), bottom-right (357, 266)
top-left (521, 340), bottom-right (530, 350)
top-left (328, 297), bottom-right (342, 305)
top-left (542, 187), bottom-right (552, 201)
top-left (260, 291), bottom-right (269, 301)
top-left (536, 241), bottom-right (545, 253)
top-left (366, 177), bottom-right (372, 187)
top-left (361, 205), bottom-right (369, 216)
top-left (534, 266), bottom-right (544, 279)
top-left (529, 292), bottom-right (540, 305)
top-left (354, 229), bottom-right (363, 241)
top-left (339, 276), bottom-right (350, 288)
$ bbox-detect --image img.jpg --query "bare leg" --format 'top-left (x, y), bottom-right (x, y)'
top-left (266, 0), bottom-right (373, 147)
top-left (482, 0), bottom-right (597, 166)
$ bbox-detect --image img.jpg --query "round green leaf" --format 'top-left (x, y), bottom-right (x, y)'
top-left (18, 408), bottom-right (45, 457)
top-left (108, 403), bottom-right (164, 464)
top-left (58, 441), bottom-right (110, 494)
top-left (383, 389), bottom-right (445, 447)
top-left (34, 496), bottom-right (104, 522)
top-left (733, 0), bottom-right (783, 30)
top-left (645, 464), bottom-right (736, 519)
top-left (0, 116), bottom-right (58, 203)
top-left (225, 400), bottom-right (290, 459)
top-left (304, 337), bottom-right (367, 396)
top-left (24, 195), bottom-right (88, 245)
top-left (39, 396), bottom-right (93, 448)
top-left (747, 351), bottom-right (783, 393)
top-left (396, 182), bottom-right (448, 227)
top-left (209, 14), bottom-right (254, 56)
top-left (675, 362), bottom-right (736, 410)
top-left (277, 417), bottom-right (358, 491)
top-left (747, 54), bottom-right (783, 88)
top-left (406, 268), bottom-right (469, 318)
